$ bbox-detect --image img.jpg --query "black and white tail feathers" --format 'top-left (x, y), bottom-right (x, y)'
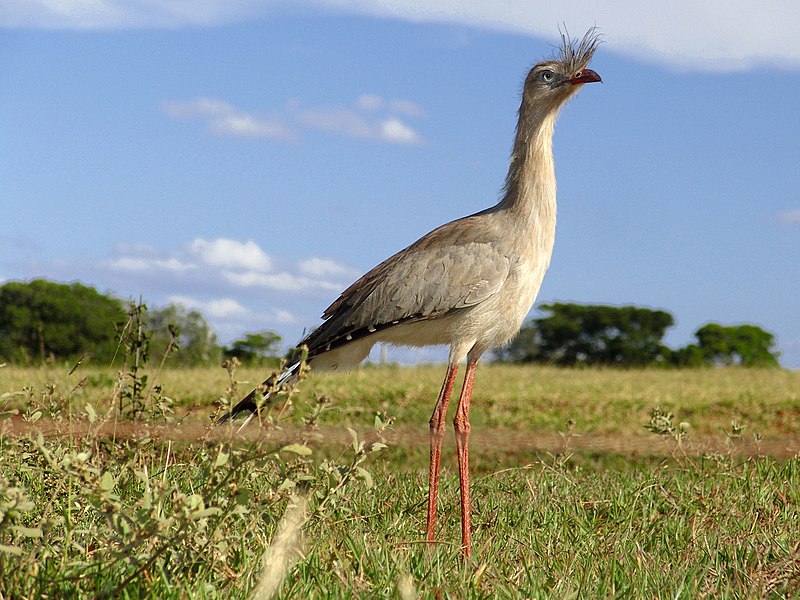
top-left (216, 359), bottom-right (303, 424)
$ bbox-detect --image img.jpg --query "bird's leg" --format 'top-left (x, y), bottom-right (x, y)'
top-left (453, 357), bottom-right (478, 558)
top-left (426, 362), bottom-right (459, 544)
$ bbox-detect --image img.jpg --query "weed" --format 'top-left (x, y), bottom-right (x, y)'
top-left (645, 406), bottom-right (690, 456)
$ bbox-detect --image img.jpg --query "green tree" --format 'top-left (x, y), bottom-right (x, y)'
top-left (678, 323), bottom-right (780, 367)
top-left (669, 343), bottom-right (706, 367)
top-left (147, 304), bottom-right (223, 366)
top-left (497, 303), bottom-right (675, 366)
top-left (0, 279), bottom-right (127, 364)
top-left (224, 330), bottom-right (283, 366)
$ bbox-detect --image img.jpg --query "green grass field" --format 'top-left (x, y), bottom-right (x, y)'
top-left (1, 362), bottom-right (799, 598)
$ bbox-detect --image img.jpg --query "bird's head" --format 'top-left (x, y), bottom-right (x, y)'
top-left (522, 28), bottom-right (602, 111)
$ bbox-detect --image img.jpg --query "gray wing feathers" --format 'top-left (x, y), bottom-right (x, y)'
top-left (300, 215), bottom-right (512, 353)
top-left (381, 242), bottom-right (509, 316)
top-left (324, 239), bottom-right (510, 331)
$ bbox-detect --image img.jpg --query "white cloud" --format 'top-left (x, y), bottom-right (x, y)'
top-left (164, 95), bottom-right (424, 144)
top-left (190, 238), bottom-right (272, 271)
top-left (109, 256), bottom-right (195, 272)
top-left (208, 113), bottom-right (290, 138)
top-left (299, 257), bottom-right (358, 278)
top-left (295, 106), bottom-right (374, 139)
top-left (293, 99), bottom-right (423, 144)
top-left (160, 258), bottom-right (194, 271)
top-left (380, 118), bottom-right (421, 144)
top-left (273, 309), bottom-right (297, 324)
top-left (222, 270), bottom-right (342, 292)
top-left (104, 236), bottom-right (351, 294)
top-left (0, 0), bottom-right (250, 29)
top-left (778, 209), bottom-right (800, 225)
top-left (167, 293), bottom-right (298, 326)
top-left (206, 298), bottom-right (250, 318)
top-left (7, 1), bottom-right (800, 72)
top-left (168, 295), bottom-right (250, 318)
top-left (318, 1), bottom-right (800, 72)
top-left (166, 294), bottom-right (298, 331)
top-left (162, 98), bottom-right (293, 139)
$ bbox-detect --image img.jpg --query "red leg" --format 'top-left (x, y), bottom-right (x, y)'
top-left (426, 362), bottom-right (459, 543)
top-left (453, 358), bottom-right (477, 558)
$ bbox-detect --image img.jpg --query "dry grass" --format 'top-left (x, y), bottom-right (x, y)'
top-left (3, 362), bottom-right (799, 441)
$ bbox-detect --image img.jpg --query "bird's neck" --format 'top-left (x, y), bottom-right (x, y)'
top-left (498, 106), bottom-right (558, 228)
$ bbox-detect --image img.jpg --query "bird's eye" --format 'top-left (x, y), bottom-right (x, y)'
top-left (539, 70), bottom-right (554, 83)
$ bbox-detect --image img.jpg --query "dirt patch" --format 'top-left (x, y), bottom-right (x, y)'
top-left (3, 416), bottom-right (799, 458)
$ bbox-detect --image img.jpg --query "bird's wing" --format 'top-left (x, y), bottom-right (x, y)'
top-left (303, 216), bottom-right (511, 354)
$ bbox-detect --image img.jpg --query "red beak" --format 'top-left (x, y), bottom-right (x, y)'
top-left (570, 68), bottom-right (602, 85)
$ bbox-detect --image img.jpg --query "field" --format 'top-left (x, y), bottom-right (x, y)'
top-left (1, 362), bottom-right (799, 598)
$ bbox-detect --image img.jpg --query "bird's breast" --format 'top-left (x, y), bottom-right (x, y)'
top-left (497, 253), bottom-right (551, 339)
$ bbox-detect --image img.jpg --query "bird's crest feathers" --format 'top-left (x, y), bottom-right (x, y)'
top-left (554, 27), bottom-right (603, 73)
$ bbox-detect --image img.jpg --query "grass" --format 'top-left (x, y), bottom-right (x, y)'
top-left (293, 458), bottom-right (800, 598)
top-left (4, 363), bottom-right (799, 435)
top-left (1, 361), bottom-right (799, 598)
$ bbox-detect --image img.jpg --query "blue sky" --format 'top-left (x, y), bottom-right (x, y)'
top-left (2, 2), bottom-right (799, 367)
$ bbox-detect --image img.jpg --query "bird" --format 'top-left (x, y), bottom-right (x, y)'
top-left (219, 29), bottom-right (602, 558)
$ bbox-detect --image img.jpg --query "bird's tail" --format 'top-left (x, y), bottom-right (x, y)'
top-left (216, 359), bottom-right (302, 424)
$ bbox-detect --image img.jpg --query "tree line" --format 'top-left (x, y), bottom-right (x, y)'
top-left (494, 302), bottom-right (780, 367)
top-left (0, 280), bottom-right (781, 368)
top-left (0, 279), bottom-right (282, 367)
